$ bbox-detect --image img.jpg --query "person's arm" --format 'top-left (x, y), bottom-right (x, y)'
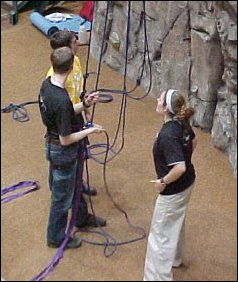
top-left (73, 101), bottom-right (85, 114)
top-left (151, 163), bottom-right (186, 193)
top-left (59, 125), bottom-right (104, 146)
top-left (164, 163), bottom-right (186, 185)
top-left (73, 91), bottom-right (99, 115)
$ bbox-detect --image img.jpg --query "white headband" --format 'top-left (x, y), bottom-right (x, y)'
top-left (165, 89), bottom-right (177, 114)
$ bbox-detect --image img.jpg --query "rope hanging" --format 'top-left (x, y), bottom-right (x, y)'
top-left (82, 0), bottom-right (146, 256)
top-left (86, 0), bottom-right (152, 164)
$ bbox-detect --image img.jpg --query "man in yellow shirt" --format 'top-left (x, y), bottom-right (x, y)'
top-left (46, 30), bottom-right (97, 196)
top-left (47, 52), bottom-right (83, 104)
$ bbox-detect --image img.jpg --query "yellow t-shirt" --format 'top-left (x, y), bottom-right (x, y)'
top-left (46, 55), bottom-right (84, 104)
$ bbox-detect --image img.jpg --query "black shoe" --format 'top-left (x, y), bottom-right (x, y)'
top-left (47, 235), bottom-right (82, 249)
top-left (82, 182), bottom-right (97, 196)
top-left (75, 214), bottom-right (106, 229)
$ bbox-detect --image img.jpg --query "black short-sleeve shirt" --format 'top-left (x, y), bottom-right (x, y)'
top-left (153, 120), bottom-right (196, 195)
top-left (38, 77), bottom-right (84, 139)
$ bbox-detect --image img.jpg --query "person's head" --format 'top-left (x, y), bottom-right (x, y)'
top-left (50, 47), bottom-right (74, 75)
top-left (50, 30), bottom-right (78, 55)
top-left (156, 89), bottom-right (194, 123)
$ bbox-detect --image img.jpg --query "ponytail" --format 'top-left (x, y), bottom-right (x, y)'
top-left (176, 103), bottom-right (195, 123)
top-left (164, 90), bottom-right (194, 124)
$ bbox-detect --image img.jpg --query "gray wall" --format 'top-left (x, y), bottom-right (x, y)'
top-left (91, 1), bottom-right (237, 177)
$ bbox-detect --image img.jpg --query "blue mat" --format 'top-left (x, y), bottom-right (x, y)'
top-left (29, 12), bottom-right (91, 37)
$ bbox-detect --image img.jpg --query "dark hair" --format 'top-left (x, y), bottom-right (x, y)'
top-left (50, 30), bottom-right (75, 49)
top-left (50, 47), bottom-right (74, 74)
top-left (164, 90), bottom-right (195, 123)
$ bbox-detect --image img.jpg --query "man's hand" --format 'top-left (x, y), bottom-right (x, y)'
top-left (88, 124), bottom-right (105, 134)
top-left (84, 91), bottom-right (99, 107)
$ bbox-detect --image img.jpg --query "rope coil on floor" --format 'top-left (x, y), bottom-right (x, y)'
top-left (1, 101), bottom-right (39, 122)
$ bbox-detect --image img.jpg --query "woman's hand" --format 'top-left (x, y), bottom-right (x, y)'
top-left (150, 179), bottom-right (166, 193)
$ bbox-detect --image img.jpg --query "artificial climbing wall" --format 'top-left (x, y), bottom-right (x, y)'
top-left (91, 1), bottom-right (237, 177)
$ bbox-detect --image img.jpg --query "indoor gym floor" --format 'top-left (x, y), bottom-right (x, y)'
top-left (1, 2), bottom-right (237, 281)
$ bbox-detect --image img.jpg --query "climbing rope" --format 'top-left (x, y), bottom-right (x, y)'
top-left (82, 1), bottom-right (146, 256)
top-left (1, 181), bottom-right (40, 205)
top-left (86, 1), bottom-right (152, 164)
top-left (82, 130), bottom-right (146, 251)
top-left (127, 1), bottom-right (152, 100)
top-left (1, 101), bottom-right (39, 122)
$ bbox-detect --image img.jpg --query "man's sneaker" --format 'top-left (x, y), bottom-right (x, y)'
top-left (82, 182), bottom-right (97, 196)
top-left (75, 213), bottom-right (106, 229)
top-left (47, 235), bottom-right (82, 249)
top-left (66, 236), bottom-right (82, 248)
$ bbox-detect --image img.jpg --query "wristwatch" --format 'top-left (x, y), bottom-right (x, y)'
top-left (159, 177), bottom-right (167, 186)
top-left (84, 122), bottom-right (94, 128)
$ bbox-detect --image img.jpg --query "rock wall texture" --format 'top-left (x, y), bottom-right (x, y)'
top-left (91, 1), bottom-right (237, 177)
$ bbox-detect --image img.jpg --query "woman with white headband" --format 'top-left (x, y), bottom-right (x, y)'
top-left (143, 89), bottom-right (197, 281)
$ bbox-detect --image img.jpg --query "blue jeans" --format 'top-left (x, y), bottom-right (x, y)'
top-left (45, 139), bottom-right (88, 244)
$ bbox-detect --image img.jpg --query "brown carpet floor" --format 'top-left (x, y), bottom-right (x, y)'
top-left (1, 3), bottom-right (237, 281)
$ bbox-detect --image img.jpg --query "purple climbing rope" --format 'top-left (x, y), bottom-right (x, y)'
top-left (1, 181), bottom-right (40, 205)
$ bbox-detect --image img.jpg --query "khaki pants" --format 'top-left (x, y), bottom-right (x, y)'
top-left (143, 183), bottom-right (194, 281)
